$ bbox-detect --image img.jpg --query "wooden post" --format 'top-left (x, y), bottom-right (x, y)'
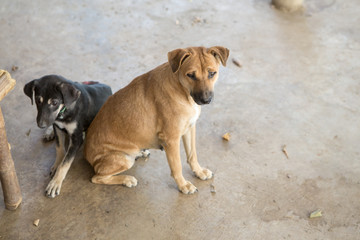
top-left (0, 70), bottom-right (22, 210)
top-left (0, 108), bottom-right (22, 210)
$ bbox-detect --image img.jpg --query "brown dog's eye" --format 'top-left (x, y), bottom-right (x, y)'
top-left (208, 71), bottom-right (217, 79)
top-left (187, 73), bottom-right (197, 81)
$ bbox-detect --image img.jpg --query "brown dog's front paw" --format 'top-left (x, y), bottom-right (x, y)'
top-left (179, 181), bottom-right (198, 194)
top-left (195, 168), bottom-right (213, 180)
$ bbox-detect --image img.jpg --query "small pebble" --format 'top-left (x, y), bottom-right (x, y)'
top-left (210, 184), bottom-right (216, 193)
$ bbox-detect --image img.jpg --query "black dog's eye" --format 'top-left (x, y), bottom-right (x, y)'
top-left (208, 71), bottom-right (217, 79)
top-left (35, 96), bottom-right (42, 104)
top-left (51, 99), bottom-right (59, 106)
top-left (187, 73), bottom-right (197, 81)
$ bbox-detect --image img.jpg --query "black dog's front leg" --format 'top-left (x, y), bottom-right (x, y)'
top-left (50, 125), bottom-right (67, 177)
top-left (45, 130), bottom-right (83, 198)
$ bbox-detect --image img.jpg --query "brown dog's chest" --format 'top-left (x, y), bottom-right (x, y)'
top-left (155, 101), bottom-right (201, 146)
top-left (174, 102), bottom-right (201, 136)
top-left (188, 103), bottom-right (201, 127)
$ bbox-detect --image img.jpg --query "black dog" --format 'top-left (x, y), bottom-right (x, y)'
top-left (24, 75), bottom-right (112, 198)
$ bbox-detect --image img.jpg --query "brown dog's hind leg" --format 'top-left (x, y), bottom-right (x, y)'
top-left (92, 174), bottom-right (137, 187)
top-left (91, 153), bottom-right (137, 187)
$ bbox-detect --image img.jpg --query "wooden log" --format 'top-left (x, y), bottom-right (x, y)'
top-left (0, 107), bottom-right (22, 210)
top-left (271, 0), bottom-right (304, 12)
top-left (0, 70), bottom-right (22, 210)
top-left (0, 70), bottom-right (16, 102)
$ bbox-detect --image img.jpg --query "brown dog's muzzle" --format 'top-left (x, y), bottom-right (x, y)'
top-left (191, 91), bottom-right (214, 105)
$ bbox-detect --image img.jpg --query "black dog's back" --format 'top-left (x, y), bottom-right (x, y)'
top-left (73, 81), bottom-right (112, 131)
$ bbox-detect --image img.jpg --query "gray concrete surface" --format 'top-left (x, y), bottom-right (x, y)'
top-left (1, 0), bottom-right (360, 239)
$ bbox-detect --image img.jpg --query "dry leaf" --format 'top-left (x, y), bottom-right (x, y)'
top-left (222, 132), bottom-right (230, 141)
top-left (33, 219), bottom-right (40, 227)
top-left (26, 129), bottom-right (31, 136)
top-left (310, 209), bottom-right (322, 218)
top-left (232, 58), bottom-right (242, 68)
top-left (282, 145), bottom-right (289, 159)
top-left (193, 17), bottom-right (202, 24)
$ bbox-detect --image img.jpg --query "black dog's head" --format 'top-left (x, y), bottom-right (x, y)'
top-left (24, 75), bottom-right (81, 128)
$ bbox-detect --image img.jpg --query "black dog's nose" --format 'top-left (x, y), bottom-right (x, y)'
top-left (37, 120), bottom-right (47, 129)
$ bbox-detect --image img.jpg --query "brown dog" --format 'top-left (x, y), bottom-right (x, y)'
top-left (84, 46), bottom-right (229, 194)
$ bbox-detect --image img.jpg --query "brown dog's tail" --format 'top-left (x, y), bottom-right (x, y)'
top-left (82, 81), bottom-right (99, 85)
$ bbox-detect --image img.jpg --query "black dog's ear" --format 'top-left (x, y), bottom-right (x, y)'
top-left (168, 48), bottom-right (191, 73)
top-left (208, 46), bottom-right (230, 66)
top-left (23, 79), bottom-right (38, 105)
top-left (57, 82), bottom-right (81, 106)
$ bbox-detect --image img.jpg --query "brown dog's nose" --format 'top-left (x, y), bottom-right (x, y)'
top-left (202, 91), bottom-right (213, 104)
top-left (192, 91), bottom-right (213, 105)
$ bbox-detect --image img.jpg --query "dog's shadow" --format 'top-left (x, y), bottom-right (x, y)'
top-left (67, 144), bottom-right (94, 182)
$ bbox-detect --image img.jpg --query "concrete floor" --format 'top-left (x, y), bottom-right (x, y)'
top-left (1, 0), bottom-right (360, 239)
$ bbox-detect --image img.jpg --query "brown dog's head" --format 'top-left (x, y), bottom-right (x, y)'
top-left (168, 46), bottom-right (229, 105)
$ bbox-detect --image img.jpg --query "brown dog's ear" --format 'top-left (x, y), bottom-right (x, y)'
top-left (168, 48), bottom-right (191, 73)
top-left (57, 82), bottom-right (81, 106)
top-left (208, 46), bottom-right (230, 66)
top-left (23, 79), bottom-right (38, 105)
